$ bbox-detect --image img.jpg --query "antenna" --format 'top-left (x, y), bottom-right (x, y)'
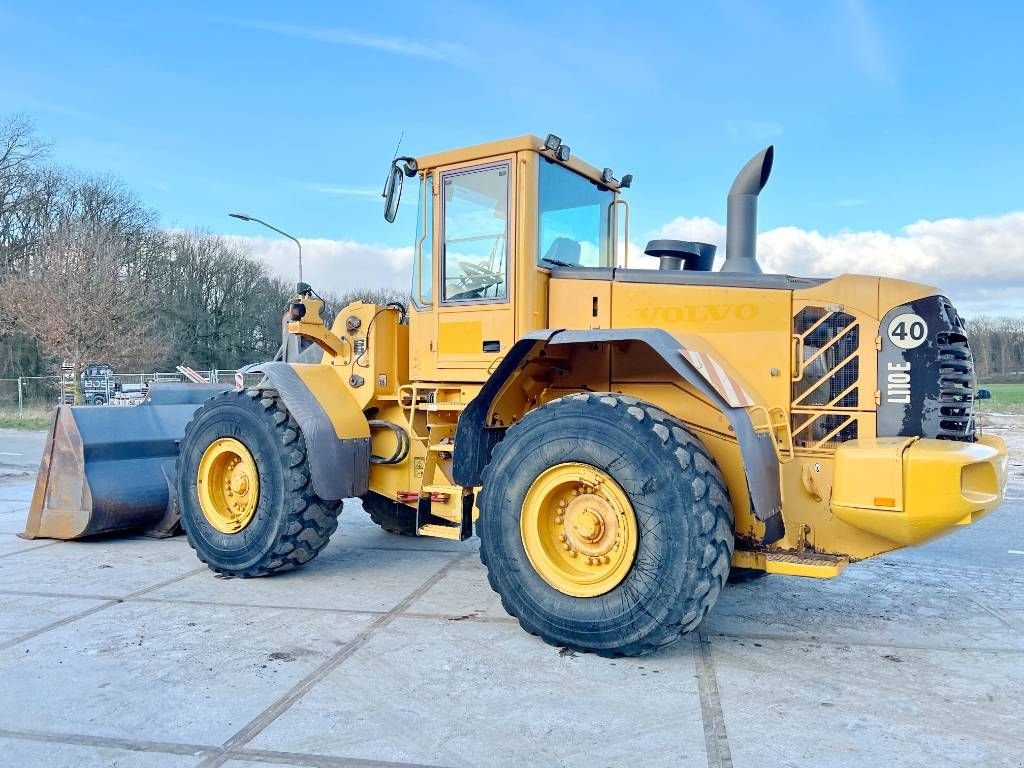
top-left (390, 130), bottom-right (405, 163)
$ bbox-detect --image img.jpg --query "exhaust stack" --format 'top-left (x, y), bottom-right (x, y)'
top-left (721, 145), bottom-right (774, 273)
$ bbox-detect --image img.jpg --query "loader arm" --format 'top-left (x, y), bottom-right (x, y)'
top-left (247, 362), bottom-right (371, 500)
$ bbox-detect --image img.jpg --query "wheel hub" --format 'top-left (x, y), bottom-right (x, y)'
top-left (520, 463), bottom-right (638, 597)
top-left (197, 438), bottom-right (260, 534)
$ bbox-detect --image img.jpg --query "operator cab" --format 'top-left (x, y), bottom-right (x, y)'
top-left (381, 134), bottom-right (629, 381)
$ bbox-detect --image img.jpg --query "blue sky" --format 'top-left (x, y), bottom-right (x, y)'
top-left (2, 0), bottom-right (1022, 311)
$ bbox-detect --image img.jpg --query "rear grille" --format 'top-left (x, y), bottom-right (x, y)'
top-left (791, 306), bottom-right (862, 451)
top-left (936, 330), bottom-right (975, 440)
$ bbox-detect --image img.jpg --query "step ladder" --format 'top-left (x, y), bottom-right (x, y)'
top-left (400, 386), bottom-right (474, 541)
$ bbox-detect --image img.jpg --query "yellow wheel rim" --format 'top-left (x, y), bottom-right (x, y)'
top-left (196, 438), bottom-right (260, 534)
top-left (520, 462), bottom-right (638, 598)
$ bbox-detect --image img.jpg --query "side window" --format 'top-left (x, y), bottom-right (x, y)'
top-left (442, 164), bottom-right (509, 302)
top-left (411, 175), bottom-right (433, 307)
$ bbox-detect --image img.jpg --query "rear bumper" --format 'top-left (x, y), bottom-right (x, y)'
top-left (830, 434), bottom-right (1008, 546)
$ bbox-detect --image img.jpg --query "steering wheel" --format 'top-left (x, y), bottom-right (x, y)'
top-left (445, 259), bottom-right (504, 299)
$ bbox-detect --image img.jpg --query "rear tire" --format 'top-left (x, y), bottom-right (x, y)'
top-left (361, 491), bottom-right (417, 536)
top-left (478, 392), bottom-right (734, 657)
top-left (177, 388), bottom-right (342, 577)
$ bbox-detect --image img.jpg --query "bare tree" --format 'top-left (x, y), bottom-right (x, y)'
top-left (1, 222), bottom-right (168, 400)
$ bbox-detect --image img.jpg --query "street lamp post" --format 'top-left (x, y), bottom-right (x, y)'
top-left (229, 212), bottom-right (304, 285)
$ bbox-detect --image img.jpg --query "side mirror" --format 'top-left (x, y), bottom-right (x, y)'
top-left (383, 163), bottom-right (404, 223)
top-left (976, 388), bottom-right (992, 401)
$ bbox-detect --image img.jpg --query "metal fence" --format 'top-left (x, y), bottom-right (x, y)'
top-left (0, 370), bottom-right (265, 415)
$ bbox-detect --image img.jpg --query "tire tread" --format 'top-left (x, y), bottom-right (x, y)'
top-left (178, 388), bottom-right (341, 577)
top-left (478, 392), bottom-right (734, 656)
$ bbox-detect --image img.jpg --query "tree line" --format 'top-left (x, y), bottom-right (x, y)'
top-left (0, 114), bottom-right (297, 382)
top-left (966, 317), bottom-right (1024, 381)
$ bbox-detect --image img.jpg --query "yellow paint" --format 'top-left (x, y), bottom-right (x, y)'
top-left (287, 294), bottom-right (346, 357)
top-left (415, 135), bottom-right (609, 190)
top-left (732, 550), bottom-right (848, 578)
top-left (831, 434), bottom-right (1007, 546)
top-left (519, 462), bottom-right (638, 597)
top-left (196, 438), bottom-right (259, 534)
top-left (290, 363), bottom-right (370, 440)
top-left (548, 278), bottom-right (611, 329)
top-left (438, 320), bottom-right (483, 355)
top-left (610, 281), bottom-right (793, 406)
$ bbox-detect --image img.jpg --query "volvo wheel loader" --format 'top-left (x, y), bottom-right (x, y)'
top-left (25, 135), bottom-right (1009, 656)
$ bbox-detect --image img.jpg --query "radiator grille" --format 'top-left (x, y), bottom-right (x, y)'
top-left (936, 330), bottom-right (975, 440)
top-left (791, 307), bottom-right (862, 450)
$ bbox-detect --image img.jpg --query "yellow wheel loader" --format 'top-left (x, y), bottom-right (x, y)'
top-left (25, 135), bottom-right (1009, 656)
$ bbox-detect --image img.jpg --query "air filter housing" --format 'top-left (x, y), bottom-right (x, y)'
top-left (644, 240), bottom-right (716, 271)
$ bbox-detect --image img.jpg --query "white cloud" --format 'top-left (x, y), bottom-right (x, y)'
top-left (303, 183), bottom-right (381, 199)
top-left (842, 0), bottom-right (893, 84)
top-left (655, 211), bottom-right (1024, 315)
top-left (227, 211), bottom-right (1024, 317)
top-left (229, 19), bottom-right (468, 63)
top-left (223, 234), bottom-right (412, 296)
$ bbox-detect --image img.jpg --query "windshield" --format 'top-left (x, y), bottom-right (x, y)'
top-left (538, 160), bottom-right (614, 268)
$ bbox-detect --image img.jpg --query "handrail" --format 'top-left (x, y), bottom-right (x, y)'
top-left (611, 197), bottom-right (630, 268)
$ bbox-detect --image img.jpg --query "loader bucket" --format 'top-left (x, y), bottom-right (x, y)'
top-left (22, 383), bottom-right (231, 540)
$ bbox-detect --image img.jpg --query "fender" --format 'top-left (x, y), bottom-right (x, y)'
top-left (247, 362), bottom-right (370, 500)
top-left (453, 328), bottom-right (784, 543)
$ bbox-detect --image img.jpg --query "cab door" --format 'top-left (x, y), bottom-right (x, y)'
top-left (434, 156), bottom-right (517, 378)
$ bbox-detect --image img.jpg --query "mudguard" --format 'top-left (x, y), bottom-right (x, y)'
top-left (247, 362), bottom-right (370, 500)
top-left (453, 328), bottom-right (784, 544)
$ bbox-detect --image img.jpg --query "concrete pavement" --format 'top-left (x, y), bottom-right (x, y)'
top-left (0, 424), bottom-right (1021, 768)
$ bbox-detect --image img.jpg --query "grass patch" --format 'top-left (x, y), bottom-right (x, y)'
top-left (0, 407), bottom-right (53, 430)
top-left (977, 382), bottom-right (1024, 414)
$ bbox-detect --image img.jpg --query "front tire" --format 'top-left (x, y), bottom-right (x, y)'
top-left (478, 393), bottom-right (734, 657)
top-left (177, 388), bottom-right (341, 577)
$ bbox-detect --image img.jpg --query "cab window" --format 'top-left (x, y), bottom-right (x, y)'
top-left (538, 159), bottom-right (614, 268)
top-left (441, 164), bottom-right (509, 302)
top-left (411, 175), bottom-right (433, 307)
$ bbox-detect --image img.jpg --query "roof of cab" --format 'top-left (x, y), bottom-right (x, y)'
top-left (415, 134), bottom-right (610, 186)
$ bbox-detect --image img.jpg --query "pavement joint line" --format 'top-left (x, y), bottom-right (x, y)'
top-left (694, 629), bottom-right (733, 768)
top-left (338, 545), bottom-right (471, 555)
top-left (196, 552), bottom-right (474, 768)
top-left (233, 746), bottom-right (459, 768)
top-left (401, 610), bottom-right (520, 625)
top-left (0, 588), bottom-right (123, 601)
top-left (0, 566), bottom-right (207, 652)
top-left (134, 595), bottom-right (390, 617)
top-left (961, 594), bottom-right (1024, 634)
top-left (0, 540), bottom-right (61, 559)
top-left (709, 630), bottom-right (1024, 654)
top-left (0, 726), bottom-right (217, 757)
